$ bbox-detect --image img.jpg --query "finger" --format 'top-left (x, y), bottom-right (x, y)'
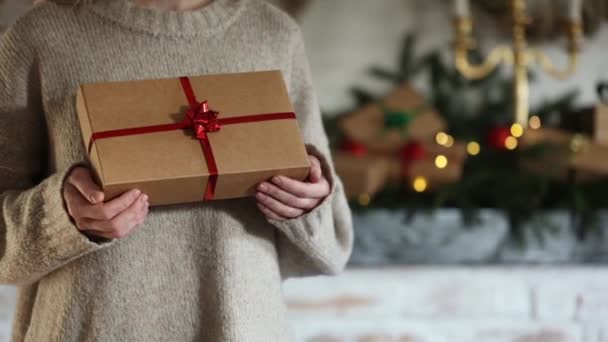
top-left (257, 182), bottom-right (318, 210)
top-left (77, 204), bottom-right (149, 235)
top-left (99, 193), bottom-right (149, 236)
top-left (81, 189), bottom-right (143, 221)
top-left (87, 194), bottom-right (149, 238)
top-left (67, 167), bottom-right (104, 204)
top-left (308, 155), bottom-right (323, 183)
top-left (272, 176), bottom-right (330, 199)
top-left (256, 202), bottom-right (286, 221)
top-left (64, 183), bottom-right (94, 221)
top-left (255, 192), bottom-right (304, 219)
top-left (80, 227), bottom-right (117, 241)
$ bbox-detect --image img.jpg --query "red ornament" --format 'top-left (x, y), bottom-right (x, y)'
top-left (400, 141), bottom-right (427, 162)
top-left (340, 139), bottom-right (368, 157)
top-left (400, 141), bottom-right (427, 178)
top-left (487, 126), bottom-right (512, 150)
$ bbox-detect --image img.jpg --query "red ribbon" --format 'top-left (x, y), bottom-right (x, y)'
top-left (88, 76), bottom-right (296, 201)
top-left (400, 141), bottom-right (427, 177)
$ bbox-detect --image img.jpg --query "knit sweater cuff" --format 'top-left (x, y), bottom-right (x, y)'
top-left (40, 163), bottom-right (111, 263)
top-left (267, 144), bottom-right (335, 247)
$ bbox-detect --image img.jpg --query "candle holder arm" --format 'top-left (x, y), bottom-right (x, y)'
top-left (530, 49), bottom-right (579, 80)
top-left (454, 45), bottom-right (513, 80)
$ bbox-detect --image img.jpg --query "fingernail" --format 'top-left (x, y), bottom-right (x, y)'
top-left (142, 194), bottom-right (149, 202)
top-left (258, 184), bottom-right (267, 191)
top-left (255, 192), bottom-right (264, 200)
top-left (90, 192), bottom-right (103, 203)
top-left (273, 176), bottom-right (281, 184)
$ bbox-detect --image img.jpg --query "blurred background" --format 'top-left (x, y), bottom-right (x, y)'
top-left (1, 0), bottom-right (608, 341)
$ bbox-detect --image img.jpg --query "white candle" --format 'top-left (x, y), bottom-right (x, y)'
top-left (454, 0), bottom-right (470, 17)
top-left (569, 0), bottom-right (582, 21)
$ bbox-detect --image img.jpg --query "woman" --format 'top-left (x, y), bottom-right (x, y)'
top-left (0, 0), bottom-right (353, 341)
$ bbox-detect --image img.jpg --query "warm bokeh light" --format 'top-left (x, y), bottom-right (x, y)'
top-left (569, 134), bottom-right (587, 153)
top-left (435, 155), bottom-right (448, 169)
top-left (505, 136), bottom-right (519, 150)
top-left (445, 135), bottom-right (455, 148)
top-left (358, 193), bottom-right (371, 206)
top-left (467, 141), bottom-right (481, 156)
top-left (529, 116), bottom-right (542, 130)
top-left (510, 123), bottom-right (524, 138)
top-left (435, 132), bottom-right (449, 146)
top-left (412, 177), bottom-right (428, 193)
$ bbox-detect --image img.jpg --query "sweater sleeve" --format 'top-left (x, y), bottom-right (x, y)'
top-left (0, 25), bottom-right (108, 285)
top-left (269, 27), bottom-right (354, 279)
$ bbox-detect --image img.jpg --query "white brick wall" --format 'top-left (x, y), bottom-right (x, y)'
top-left (0, 285), bottom-right (15, 342)
top-left (283, 268), bottom-right (608, 342)
top-left (4, 268), bottom-right (607, 342)
top-left (291, 319), bottom-right (583, 342)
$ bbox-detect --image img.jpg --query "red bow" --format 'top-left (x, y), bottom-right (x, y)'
top-left (185, 100), bottom-right (221, 139)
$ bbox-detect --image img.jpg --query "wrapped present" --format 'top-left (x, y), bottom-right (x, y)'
top-left (594, 103), bottom-right (608, 145)
top-left (385, 141), bottom-right (464, 188)
top-left (572, 138), bottom-right (608, 175)
top-left (519, 128), bottom-right (608, 181)
top-left (76, 71), bottom-right (311, 206)
top-left (333, 152), bottom-right (390, 201)
top-left (424, 140), bottom-right (468, 164)
top-left (386, 158), bottom-right (463, 191)
top-left (557, 103), bottom-right (608, 146)
top-left (519, 128), bottom-right (572, 180)
top-left (339, 85), bottom-right (446, 154)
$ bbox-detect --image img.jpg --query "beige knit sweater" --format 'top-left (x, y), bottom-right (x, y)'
top-left (0, 1), bottom-right (354, 341)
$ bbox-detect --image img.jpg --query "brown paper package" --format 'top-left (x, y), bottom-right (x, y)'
top-left (333, 152), bottom-right (390, 199)
top-left (386, 158), bottom-right (463, 188)
top-left (76, 71), bottom-right (311, 206)
top-left (520, 128), bottom-right (601, 181)
top-left (339, 85), bottom-right (446, 153)
top-left (595, 104), bottom-right (608, 146)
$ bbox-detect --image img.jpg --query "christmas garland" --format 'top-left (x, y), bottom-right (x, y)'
top-left (325, 33), bottom-right (608, 241)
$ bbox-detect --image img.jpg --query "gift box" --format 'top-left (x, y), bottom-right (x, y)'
top-left (385, 140), bottom-right (466, 184)
top-left (557, 104), bottom-right (608, 146)
top-left (76, 71), bottom-right (311, 206)
top-left (594, 103), bottom-right (608, 145)
top-left (386, 157), bottom-right (463, 190)
top-left (519, 128), bottom-right (573, 180)
top-left (424, 141), bottom-right (468, 164)
top-left (519, 128), bottom-right (605, 181)
top-left (333, 152), bottom-right (390, 200)
top-left (339, 85), bottom-right (446, 154)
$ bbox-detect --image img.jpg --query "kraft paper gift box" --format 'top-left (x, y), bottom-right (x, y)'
top-left (383, 140), bottom-right (466, 186)
top-left (594, 104), bottom-right (608, 145)
top-left (332, 152), bottom-right (390, 199)
top-left (559, 104), bottom-right (608, 146)
top-left (386, 157), bottom-right (463, 189)
top-left (76, 71), bottom-right (311, 206)
top-left (339, 85), bottom-right (446, 154)
top-left (519, 128), bottom-right (604, 182)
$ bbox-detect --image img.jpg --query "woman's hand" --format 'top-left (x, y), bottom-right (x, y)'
top-left (63, 167), bottom-right (149, 240)
top-left (256, 155), bottom-right (330, 221)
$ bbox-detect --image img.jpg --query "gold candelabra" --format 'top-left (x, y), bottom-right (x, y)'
top-left (453, 0), bottom-right (583, 127)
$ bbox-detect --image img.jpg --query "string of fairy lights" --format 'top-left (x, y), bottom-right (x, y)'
top-left (407, 115), bottom-right (543, 195)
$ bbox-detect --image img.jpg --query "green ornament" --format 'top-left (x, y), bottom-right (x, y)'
top-left (381, 104), bottom-right (429, 137)
top-left (383, 108), bottom-right (415, 130)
